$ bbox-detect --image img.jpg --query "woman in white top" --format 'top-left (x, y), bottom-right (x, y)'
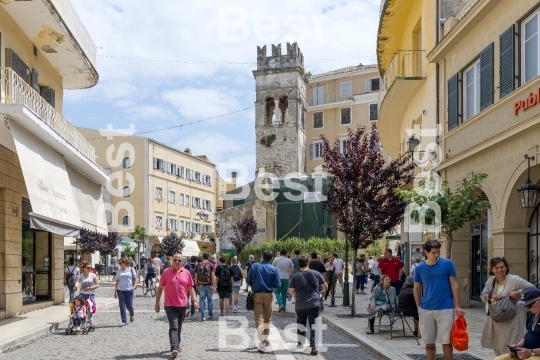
top-left (114, 257), bottom-right (138, 326)
top-left (75, 260), bottom-right (99, 325)
top-left (480, 256), bottom-right (534, 356)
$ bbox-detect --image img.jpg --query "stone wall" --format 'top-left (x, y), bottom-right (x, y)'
top-left (440, 0), bottom-right (470, 19)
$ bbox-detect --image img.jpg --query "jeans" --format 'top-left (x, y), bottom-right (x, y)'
top-left (190, 288), bottom-right (198, 316)
top-left (355, 275), bottom-right (365, 290)
top-left (391, 281), bottom-right (402, 294)
top-left (117, 289), bottom-right (134, 323)
top-left (68, 288), bottom-right (76, 303)
top-left (199, 285), bottom-right (213, 318)
top-left (371, 275), bottom-right (380, 291)
top-left (296, 306), bottom-right (320, 349)
top-left (72, 315), bottom-right (83, 327)
top-left (274, 278), bottom-right (289, 309)
top-left (145, 273), bottom-right (155, 288)
top-left (165, 306), bottom-right (187, 350)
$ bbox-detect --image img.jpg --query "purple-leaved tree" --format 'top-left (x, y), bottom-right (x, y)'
top-left (161, 232), bottom-right (185, 257)
top-left (229, 217), bottom-right (258, 257)
top-left (73, 228), bottom-right (104, 259)
top-left (321, 123), bottom-right (415, 315)
top-left (100, 231), bottom-right (120, 256)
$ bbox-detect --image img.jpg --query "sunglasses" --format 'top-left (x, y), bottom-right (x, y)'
top-left (172, 259), bottom-right (182, 263)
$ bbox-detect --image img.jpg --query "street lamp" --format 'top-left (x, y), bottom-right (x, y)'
top-left (406, 134), bottom-right (420, 153)
top-left (517, 154), bottom-right (540, 209)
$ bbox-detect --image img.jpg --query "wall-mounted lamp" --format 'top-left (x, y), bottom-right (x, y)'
top-left (517, 154), bottom-right (540, 209)
top-left (407, 134), bottom-right (437, 164)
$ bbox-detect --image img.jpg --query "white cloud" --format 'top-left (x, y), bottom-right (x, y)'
top-left (173, 132), bottom-right (248, 165)
top-left (125, 105), bottom-right (174, 121)
top-left (162, 88), bottom-right (241, 120)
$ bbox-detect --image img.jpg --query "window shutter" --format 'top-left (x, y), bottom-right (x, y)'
top-left (340, 82), bottom-right (352, 97)
top-left (41, 88), bottom-right (55, 108)
top-left (365, 79), bottom-right (371, 92)
top-left (153, 157), bottom-right (158, 169)
top-left (480, 43), bottom-right (494, 111)
top-left (209, 201), bottom-right (212, 210)
top-left (317, 86), bottom-right (324, 105)
top-left (447, 74), bottom-right (459, 131)
top-left (499, 25), bottom-right (515, 98)
top-left (309, 143), bottom-right (315, 159)
top-left (31, 69), bottom-right (39, 92)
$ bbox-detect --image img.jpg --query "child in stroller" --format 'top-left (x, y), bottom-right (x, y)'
top-left (66, 295), bottom-right (95, 334)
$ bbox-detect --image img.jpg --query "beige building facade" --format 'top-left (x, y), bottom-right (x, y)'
top-left (0, 0), bottom-right (107, 318)
top-left (429, 0), bottom-right (540, 306)
top-left (78, 129), bottom-right (217, 255)
top-left (305, 65), bottom-right (383, 173)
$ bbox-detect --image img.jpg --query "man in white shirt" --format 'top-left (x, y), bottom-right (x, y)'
top-left (152, 256), bottom-right (162, 278)
top-left (332, 253), bottom-right (344, 291)
top-left (371, 257), bottom-right (380, 292)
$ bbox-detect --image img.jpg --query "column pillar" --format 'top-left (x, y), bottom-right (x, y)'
top-left (451, 231), bottom-right (471, 308)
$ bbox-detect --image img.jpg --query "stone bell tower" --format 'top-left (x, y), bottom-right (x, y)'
top-left (253, 42), bottom-right (308, 178)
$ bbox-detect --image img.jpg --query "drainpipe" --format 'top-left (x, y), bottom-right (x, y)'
top-left (436, 63), bottom-right (440, 167)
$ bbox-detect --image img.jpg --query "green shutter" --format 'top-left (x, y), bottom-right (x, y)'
top-left (499, 25), bottom-right (515, 98)
top-left (447, 74), bottom-right (459, 131)
top-left (480, 43), bottom-right (494, 110)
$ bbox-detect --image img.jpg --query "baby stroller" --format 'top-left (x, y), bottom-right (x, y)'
top-left (65, 297), bottom-right (96, 335)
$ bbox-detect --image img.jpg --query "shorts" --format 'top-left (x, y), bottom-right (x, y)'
top-left (418, 307), bottom-right (454, 344)
top-left (233, 285), bottom-right (240, 294)
top-left (218, 290), bottom-right (231, 299)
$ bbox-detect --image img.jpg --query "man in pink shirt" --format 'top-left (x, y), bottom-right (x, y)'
top-left (155, 253), bottom-right (199, 358)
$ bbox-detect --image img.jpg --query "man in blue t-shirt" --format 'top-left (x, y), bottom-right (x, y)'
top-left (413, 239), bottom-right (464, 360)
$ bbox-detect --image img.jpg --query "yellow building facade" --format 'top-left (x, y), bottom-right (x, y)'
top-left (430, 0), bottom-right (540, 306)
top-left (305, 65), bottom-right (382, 173)
top-left (78, 129), bottom-right (217, 255)
top-left (0, 0), bottom-right (107, 318)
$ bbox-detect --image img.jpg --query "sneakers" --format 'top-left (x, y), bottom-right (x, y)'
top-left (201, 317), bottom-right (206, 321)
top-left (130, 316), bottom-right (135, 323)
top-left (119, 323), bottom-right (126, 327)
top-left (310, 347), bottom-right (318, 355)
top-left (208, 315), bottom-right (213, 320)
top-left (171, 348), bottom-right (178, 358)
top-left (278, 305), bottom-right (284, 312)
top-left (233, 306), bottom-right (237, 313)
top-left (75, 326), bottom-right (80, 331)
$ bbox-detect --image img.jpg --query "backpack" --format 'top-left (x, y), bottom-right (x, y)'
top-left (188, 263), bottom-right (197, 281)
top-left (197, 262), bottom-right (211, 284)
top-left (218, 265), bottom-right (232, 288)
top-left (147, 263), bottom-right (156, 275)
top-left (231, 265), bottom-right (242, 281)
top-left (66, 266), bottom-right (77, 288)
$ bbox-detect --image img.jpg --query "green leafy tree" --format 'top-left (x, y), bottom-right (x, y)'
top-left (122, 243), bottom-right (137, 258)
top-left (396, 173), bottom-right (491, 258)
top-left (127, 225), bottom-right (148, 261)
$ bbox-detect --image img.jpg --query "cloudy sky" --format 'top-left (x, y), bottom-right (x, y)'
top-left (67, 0), bottom-right (380, 184)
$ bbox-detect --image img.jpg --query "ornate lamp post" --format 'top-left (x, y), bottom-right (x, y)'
top-left (406, 134), bottom-right (420, 153)
top-left (517, 155), bottom-right (540, 209)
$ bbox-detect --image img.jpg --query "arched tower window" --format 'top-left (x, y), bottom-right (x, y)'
top-left (265, 97), bottom-right (275, 125)
top-left (123, 186), bottom-right (131, 198)
top-left (279, 95), bottom-right (288, 123)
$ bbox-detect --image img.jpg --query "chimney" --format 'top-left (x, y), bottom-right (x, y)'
top-left (231, 171), bottom-right (237, 185)
top-left (184, 148), bottom-right (192, 155)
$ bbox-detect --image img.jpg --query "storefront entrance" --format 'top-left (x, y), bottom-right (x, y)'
top-left (22, 199), bottom-right (51, 305)
top-left (470, 222), bottom-right (488, 299)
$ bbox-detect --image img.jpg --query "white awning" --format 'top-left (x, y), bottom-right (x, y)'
top-left (11, 121), bottom-right (81, 236)
top-left (182, 240), bottom-right (201, 257)
top-left (66, 164), bottom-right (108, 235)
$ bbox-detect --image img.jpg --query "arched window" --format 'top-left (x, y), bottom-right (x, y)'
top-left (278, 95), bottom-right (288, 123)
top-left (122, 215), bottom-right (130, 227)
top-left (265, 97), bottom-right (275, 125)
top-left (122, 157), bottom-right (131, 169)
top-left (123, 186), bottom-right (131, 198)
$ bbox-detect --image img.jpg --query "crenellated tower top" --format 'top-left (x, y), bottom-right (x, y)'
top-left (256, 42), bottom-right (304, 71)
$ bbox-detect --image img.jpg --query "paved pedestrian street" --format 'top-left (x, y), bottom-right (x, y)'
top-left (0, 283), bottom-right (375, 359)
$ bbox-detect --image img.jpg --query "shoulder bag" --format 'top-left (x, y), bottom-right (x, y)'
top-left (487, 277), bottom-right (516, 322)
top-left (246, 264), bottom-right (258, 311)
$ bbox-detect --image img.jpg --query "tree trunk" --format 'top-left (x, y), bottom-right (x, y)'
top-left (351, 248), bottom-right (358, 316)
top-left (445, 231), bottom-right (453, 259)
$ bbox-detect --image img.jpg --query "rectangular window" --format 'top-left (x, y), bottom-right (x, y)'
top-left (313, 86), bottom-right (324, 105)
top-left (523, 11), bottom-right (540, 83)
top-left (169, 190), bottom-right (176, 204)
top-left (185, 195), bottom-right (190, 206)
top-left (195, 172), bottom-right (201, 182)
top-left (155, 187), bottom-right (163, 200)
top-left (310, 142), bottom-right (324, 159)
top-left (463, 59), bottom-right (481, 121)
top-left (156, 216), bottom-right (163, 229)
top-left (185, 221), bottom-right (191, 232)
top-left (179, 193), bottom-right (184, 206)
top-left (369, 103), bottom-right (378, 121)
top-left (313, 112), bottom-right (324, 129)
top-left (339, 138), bottom-right (348, 154)
top-left (340, 107), bottom-right (352, 125)
top-left (371, 78), bottom-right (380, 91)
top-left (179, 220), bottom-right (184, 231)
top-left (340, 81), bottom-right (352, 98)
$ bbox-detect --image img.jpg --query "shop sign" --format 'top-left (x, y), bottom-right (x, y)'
top-left (196, 211), bottom-right (209, 220)
top-left (514, 88), bottom-right (540, 115)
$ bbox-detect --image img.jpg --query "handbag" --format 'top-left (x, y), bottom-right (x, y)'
top-left (246, 264), bottom-right (259, 311)
top-left (487, 278), bottom-right (517, 322)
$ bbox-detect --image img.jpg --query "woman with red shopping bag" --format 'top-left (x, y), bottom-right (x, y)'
top-left (414, 240), bottom-right (465, 360)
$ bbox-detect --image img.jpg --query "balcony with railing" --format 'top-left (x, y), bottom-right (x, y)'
top-left (1, 67), bottom-right (98, 167)
top-left (377, 50), bottom-right (427, 159)
top-left (306, 94), bottom-right (354, 108)
top-left (0, 0), bottom-right (98, 89)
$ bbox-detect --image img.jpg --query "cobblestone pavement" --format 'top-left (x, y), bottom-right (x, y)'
top-left (0, 283), bottom-right (376, 359)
